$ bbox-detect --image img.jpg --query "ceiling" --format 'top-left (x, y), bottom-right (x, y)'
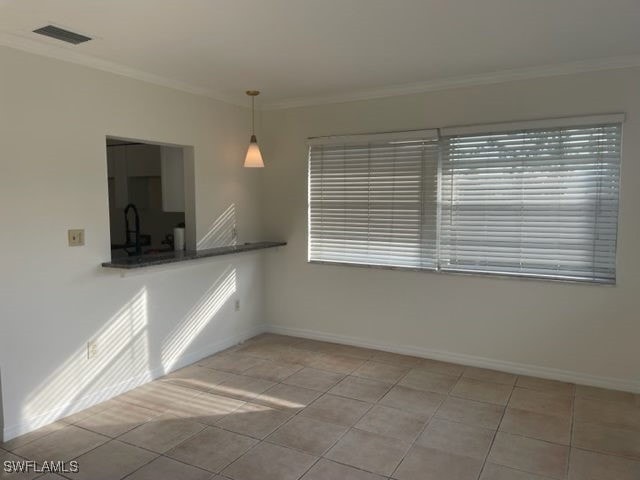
top-left (1, 0), bottom-right (640, 108)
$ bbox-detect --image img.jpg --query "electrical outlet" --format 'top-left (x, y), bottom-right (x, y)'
top-left (68, 229), bottom-right (85, 246)
top-left (235, 299), bottom-right (240, 311)
top-left (87, 340), bottom-right (98, 359)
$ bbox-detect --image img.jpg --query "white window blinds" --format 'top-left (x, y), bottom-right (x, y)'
top-left (440, 124), bottom-right (621, 283)
top-left (308, 133), bottom-right (439, 268)
top-left (308, 117), bottom-right (622, 284)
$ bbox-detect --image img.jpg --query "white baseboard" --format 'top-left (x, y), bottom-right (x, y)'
top-left (266, 324), bottom-right (640, 394)
top-left (3, 324), bottom-right (267, 441)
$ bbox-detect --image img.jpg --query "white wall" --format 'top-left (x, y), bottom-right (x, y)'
top-left (0, 46), bottom-right (267, 440)
top-left (261, 67), bottom-right (640, 392)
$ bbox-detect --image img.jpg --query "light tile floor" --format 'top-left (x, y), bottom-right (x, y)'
top-left (2, 334), bottom-right (640, 480)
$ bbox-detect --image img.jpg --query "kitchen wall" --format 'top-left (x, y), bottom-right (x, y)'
top-left (0, 46), bottom-right (266, 440)
top-left (261, 67), bottom-right (640, 392)
top-left (106, 145), bottom-right (186, 256)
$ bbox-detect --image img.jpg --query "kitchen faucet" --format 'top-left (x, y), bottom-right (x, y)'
top-left (124, 203), bottom-right (142, 256)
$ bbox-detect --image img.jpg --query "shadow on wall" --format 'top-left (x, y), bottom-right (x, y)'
top-left (197, 204), bottom-right (236, 250)
top-left (161, 266), bottom-right (237, 372)
top-left (18, 266), bottom-right (238, 438)
top-left (23, 288), bottom-right (150, 431)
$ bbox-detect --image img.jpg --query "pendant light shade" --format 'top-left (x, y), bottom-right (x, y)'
top-left (244, 134), bottom-right (264, 168)
top-left (244, 91), bottom-right (264, 168)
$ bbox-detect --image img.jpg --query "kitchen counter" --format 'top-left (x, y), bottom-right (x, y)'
top-left (101, 241), bottom-right (286, 269)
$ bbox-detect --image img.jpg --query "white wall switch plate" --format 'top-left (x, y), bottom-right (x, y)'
top-left (87, 340), bottom-right (98, 359)
top-left (68, 229), bottom-right (85, 246)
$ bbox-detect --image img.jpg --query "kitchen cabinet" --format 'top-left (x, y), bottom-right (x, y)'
top-left (107, 146), bottom-right (129, 208)
top-left (107, 143), bottom-right (183, 212)
top-left (125, 144), bottom-right (161, 177)
top-left (128, 176), bottom-right (162, 210)
top-left (160, 146), bottom-right (185, 212)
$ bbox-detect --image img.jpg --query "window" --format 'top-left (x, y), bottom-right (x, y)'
top-left (308, 115), bottom-right (622, 284)
top-left (308, 131), bottom-right (440, 269)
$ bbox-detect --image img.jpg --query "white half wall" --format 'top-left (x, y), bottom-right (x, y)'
top-left (0, 46), bottom-right (267, 440)
top-left (261, 67), bottom-right (640, 392)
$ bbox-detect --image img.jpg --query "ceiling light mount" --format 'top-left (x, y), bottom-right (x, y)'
top-left (244, 90), bottom-right (264, 168)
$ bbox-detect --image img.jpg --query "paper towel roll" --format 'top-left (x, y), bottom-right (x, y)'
top-left (173, 227), bottom-right (185, 251)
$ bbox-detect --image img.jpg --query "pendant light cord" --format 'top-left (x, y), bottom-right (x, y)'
top-left (251, 95), bottom-right (255, 135)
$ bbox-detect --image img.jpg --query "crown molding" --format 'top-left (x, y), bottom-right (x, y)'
top-left (262, 54), bottom-right (640, 110)
top-left (0, 31), bottom-right (248, 108)
top-left (2, 30), bottom-right (640, 112)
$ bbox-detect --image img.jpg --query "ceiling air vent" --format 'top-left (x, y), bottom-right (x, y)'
top-left (33, 25), bottom-right (92, 45)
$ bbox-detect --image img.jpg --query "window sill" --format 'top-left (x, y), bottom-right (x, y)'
top-left (308, 260), bottom-right (615, 286)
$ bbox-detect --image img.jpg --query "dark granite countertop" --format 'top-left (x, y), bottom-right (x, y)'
top-left (102, 241), bottom-right (286, 269)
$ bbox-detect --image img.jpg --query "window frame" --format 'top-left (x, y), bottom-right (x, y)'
top-left (307, 114), bottom-right (623, 285)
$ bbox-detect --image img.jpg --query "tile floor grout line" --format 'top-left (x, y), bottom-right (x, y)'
top-left (64, 436), bottom-right (161, 480)
top-left (216, 438), bottom-right (264, 478)
top-left (480, 462), bottom-right (560, 479)
top-left (214, 354), bottom-right (372, 478)
top-left (114, 447), bottom-right (164, 480)
top-left (284, 347), bottom-right (409, 477)
top-left (316, 456), bottom-right (397, 478)
top-left (212, 342), bottom-right (312, 465)
top-left (566, 387), bottom-right (577, 480)
top-left (222, 359), bottom-right (360, 477)
top-left (265, 363), bottom-right (367, 479)
top-left (476, 379), bottom-right (517, 480)
top-left (382, 360), bottom-right (451, 480)
top-left (387, 400), bottom-right (440, 478)
top-left (557, 442), bottom-right (640, 462)
top-left (482, 429), bottom-right (573, 448)
top-left (387, 367), bottom-right (509, 479)
top-left (0, 424), bottom-right (68, 454)
top-left (157, 451), bottom-right (222, 474)
top-left (114, 420), bottom-right (208, 457)
top-left (317, 355), bottom-right (412, 479)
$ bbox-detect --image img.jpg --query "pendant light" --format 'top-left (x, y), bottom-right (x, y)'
top-left (244, 90), bottom-right (264, 168)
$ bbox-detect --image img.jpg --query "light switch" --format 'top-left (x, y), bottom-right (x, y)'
top-left (68, 229), bottom-right (85, 246)
top-left (87, 340), bottom-right (98, 359)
